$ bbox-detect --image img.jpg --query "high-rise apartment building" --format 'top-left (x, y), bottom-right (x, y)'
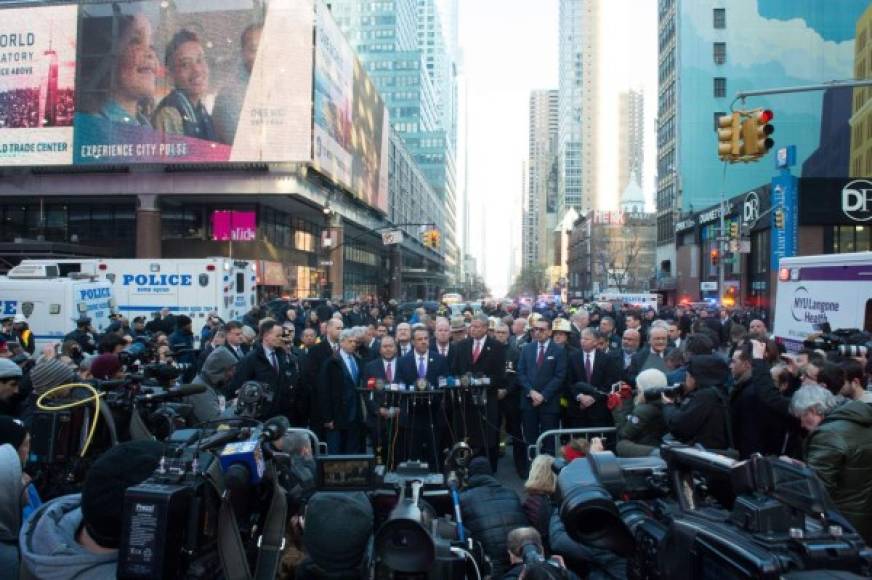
top-left (850, 3), bottom-right (872, 177)
top-left (654, 0), bottom-right (861, 298)
top-left (523, 90), bottom-right (559, 269)
top-left (618, 89), bottom-right (644, 195)
top-left (329, 0), bottom-right (459, 279)
top-left (558, 0), bottom-right (600, 216)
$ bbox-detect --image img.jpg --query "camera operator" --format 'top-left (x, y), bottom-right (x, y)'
top-left (64, 317), bottom-right (96, 355)
top-left (279, 430), bottom-right (317, 514)
top-left (187, 347), bottom-right (237, 423)
top-left (661, 354), bottom-right (732, 452)
top-left (19, 440), bottom-right (163, 579)
top-left (460, 457), bottom-right (528, 577)
top-left (294, 491), bottom-right (374, 579)
top-left (503, 527), bottom-right (579, 580)
top-left (790, 384), bottom-right (872, 544)
top-left (231, 320), bottom-right (302, 424)
top-left (613, 369), bottom-right (668, 458)
top-left (729, 340), bottom-right (795, 459)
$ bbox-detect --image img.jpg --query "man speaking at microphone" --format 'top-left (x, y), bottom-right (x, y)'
top-left (397, 327), bottom-right (448, 468)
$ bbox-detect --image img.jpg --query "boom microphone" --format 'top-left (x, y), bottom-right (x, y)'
top-left (135, 384), bottom-right (207, 404)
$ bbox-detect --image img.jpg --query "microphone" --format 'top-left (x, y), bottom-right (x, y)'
top-left (135, 384), bottom-right (207, 403)
top-left (261, 415), bottom-right (290, 442)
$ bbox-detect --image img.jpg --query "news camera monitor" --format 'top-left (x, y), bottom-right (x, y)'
top-left (317, 454), bottom-right (376, 492)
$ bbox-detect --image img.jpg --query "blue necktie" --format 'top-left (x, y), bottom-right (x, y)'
top-left (349, 355), bottom-right (358, 383)
top-left (417, 355), bottom-right (426, 379)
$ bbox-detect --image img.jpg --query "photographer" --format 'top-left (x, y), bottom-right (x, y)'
top-left (460, 457), bottom-right (528, 577)
top-left (504, 527), bottom-right (579, 580)
top-left (295, 491), bottom-right (374, 579)
top-left (187, 347), bottom-right (237, 423)
top-left (64, 317), bottom-right (96, 355)
top-left (661, 354), bottom-right (731, 452)
top-left (790, 385), bottom-right (872, 544)
top-left (614, 369), bottom-right (668, 458)
top-left (19, 440), bottom-right (163, 579)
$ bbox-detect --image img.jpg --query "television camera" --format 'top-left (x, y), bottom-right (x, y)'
top-left (556, 445), bottom-right (872, 579)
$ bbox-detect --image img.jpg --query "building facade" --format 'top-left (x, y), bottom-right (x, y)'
top-left (558, 0), bottom-right (600, 216)
top-left (655, 0), bottom-right (866, 303)
top-left (850, 3), bottom-right (872, 177)
top-left (523, 90), bottom-right (559, 269)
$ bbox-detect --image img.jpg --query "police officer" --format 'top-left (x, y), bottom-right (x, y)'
top-left (64, 317), bottom-right (97, 355)
top-left (494, 322), bottom-right (525, 478)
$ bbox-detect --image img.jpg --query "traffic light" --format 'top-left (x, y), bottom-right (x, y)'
top-left (722, 286), bottom-right (737, 308)
top-left (422, 229), bottom-right (441, 249)
top-left (710, 248), bottom-right (720, 268)
top-left (741, 109), bottom-right (775, 160)
top-left (717, 112), bottom-right (741, 161)
top-left (729, 221), bottom-right (739, 239)
top-left (774, 208), bottom-right (784, 229)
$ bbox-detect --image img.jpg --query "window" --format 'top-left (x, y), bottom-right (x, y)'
top-left (713, 8), bottom-right (726, 29)
top-left (714, 77), bottom-right (727, 98)
top-left (713, 42), bottom-right (726, 65)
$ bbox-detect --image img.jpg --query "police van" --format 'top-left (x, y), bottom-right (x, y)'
top-left (21, 258), bottom-right (257, 346)
top-left (594, 292), bottom-right (660, 312)
top-left (773, 251), bottom-right (872, 352)
top-left (0, 262), bottom-right (114, 347)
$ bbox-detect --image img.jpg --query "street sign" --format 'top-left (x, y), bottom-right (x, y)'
top-left (319, 260), bottom-right (333, 267)
top-left (381, 230), bottom-right (404, 245)
top-left (700, 281), bottom-right (718, 291)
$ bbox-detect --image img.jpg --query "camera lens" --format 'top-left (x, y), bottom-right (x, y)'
top-left (374, 518), bottom-right (435, 573)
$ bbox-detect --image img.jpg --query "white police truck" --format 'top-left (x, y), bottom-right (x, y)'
top-left (0, 262), bottom-right (114, 348)
top-left (21, 258), bottom-right (257, 346)
top-left (773, 251), bottom-right (872, 352)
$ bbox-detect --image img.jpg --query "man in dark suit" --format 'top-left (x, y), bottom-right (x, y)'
top-left (451, 314), bottom-right (506, 472)
top-left (568, 310), bottom-right (590, 350)
top-left (222, 321), bottom-right (250, 361)
top-left (626, 326), bottom-right (672, 386)
top-left (362, 335), bottom-right (400, 467)
top-left (303, 318), bottom-right (344, 434)
top-left (517, 317), bottom-right (567, 462)
top-left (397, 327), bottom-right (450, 469)
top-left (229, 320), bottom-right (303, 424)
top-left (318, 328), bottom-right (364, 454)
top-left (430, 317), bottom-right (457, 369)
top-left (566, 327), bottom-right (622, 434)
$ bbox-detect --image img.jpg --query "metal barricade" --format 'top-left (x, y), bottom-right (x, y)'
top-left (528, 427), bottom-right (617, 461)
top-left (286, 427), bottom-right (328, 457)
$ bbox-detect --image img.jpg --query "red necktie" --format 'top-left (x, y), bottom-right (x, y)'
top-left (536, 344), bottom-right (544, 367)
top-left (386, 360), bottom-right (393, 382)
top-left (472, 341), bottom-right (481, 363)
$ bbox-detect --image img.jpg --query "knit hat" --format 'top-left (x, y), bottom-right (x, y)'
top-left (0, 415), bottom-right (26, 448)
top-left (30, 359), bottom-right (76, 394)
top-left (90, 353), bottom-right (121, 380)
top-left (0, 358), bottom-right (22, 379)
top-left (304, 492), bottom-right (373, 572)
top-left (468, 456), bottom-right (492, 477)
top-left (82, 440), bottom-right (163, 549)
top-left (687, 354), bottom-right (729, 387)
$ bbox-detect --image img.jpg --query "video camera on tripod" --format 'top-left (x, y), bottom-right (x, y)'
top-left (556, 445), bottom-right (872, 579)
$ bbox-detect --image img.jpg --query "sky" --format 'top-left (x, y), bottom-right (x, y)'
top-left (457, 0), bottom-right (658, 297)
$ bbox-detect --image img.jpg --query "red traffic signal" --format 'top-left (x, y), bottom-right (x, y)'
top-left (710, 248), bottom-right (720, 267)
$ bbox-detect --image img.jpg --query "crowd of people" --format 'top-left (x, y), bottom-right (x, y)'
top-left (0, 294), bottom-right (870, 578)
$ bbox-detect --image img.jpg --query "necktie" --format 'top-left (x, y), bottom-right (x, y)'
top-left (536, 344), bottom-right (544, 368)
top-left (441, 346), bottom-right (447, 357)
top-left (386, 360), bottom-right (393, 382)
top-left (585, 353), bottom-right (593, 381)
top-left (418, 356), bottom-right (426, 379)
top-left (332, 342), bottom-right (339, 354)
top-left (349, 355), bottom-right (358, 383)
top-left (472, 341), bottom-right (481, 363)
top-left (270, 351), bottom-right (279, 374)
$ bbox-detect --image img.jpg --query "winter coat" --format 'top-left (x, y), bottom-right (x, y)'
top-left (0, 444), bottom-right (22, 579)
top-left (804, 400), bottom-right (872, 544)
top-left (615, 400), bottom-right (666, 457)
top-left (729, 360), bottom-right (793, 459)
top-left (187, 347), bottom-right (237, 423)
top-left (522, 492), bottom-right (553, 545)
top-left (662, 385), bottom-right (730, 451)
top-left (460, 474), bottom-right (528, 578)
top-left (19, 494), bottom-right (117, 580)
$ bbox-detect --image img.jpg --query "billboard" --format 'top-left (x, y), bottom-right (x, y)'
top-left (211, 210), bottom-right (256, 241)
top-left (0, 5), bottom-right (78, 166)
top-left (0, 0), bottom-right (314, 167)
top-left (313, 0), bottom-right (388, 213)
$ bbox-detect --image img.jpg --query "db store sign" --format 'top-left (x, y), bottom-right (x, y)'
top-left (842, 180), bottom-right (872, 222)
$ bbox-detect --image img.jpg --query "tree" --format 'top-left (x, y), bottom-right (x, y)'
top-left (591, 226), bottom-right (649, 293)
top-left (510, 264), bottom-right (548, 297)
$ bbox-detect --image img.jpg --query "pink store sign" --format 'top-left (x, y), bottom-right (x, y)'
top-left (211, 211), bottom-right (257, 241)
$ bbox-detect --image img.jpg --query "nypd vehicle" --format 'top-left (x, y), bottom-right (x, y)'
top-left (21, 258), bottom-right (257, 346)
top-left (0, 263), bottom-right (114, 347)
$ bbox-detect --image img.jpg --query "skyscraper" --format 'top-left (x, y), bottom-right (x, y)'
top-left (558, 0), bottom-right (600, 216)
top-left (618, 89), bottom-right (644, 196)
top-left (523, 90), bottom-right (559, 269)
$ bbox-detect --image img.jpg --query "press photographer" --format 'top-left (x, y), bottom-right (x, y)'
top-left (661, 354), bottom-right (731, 452)
top-left (503, 527), bottom-right (578, 580)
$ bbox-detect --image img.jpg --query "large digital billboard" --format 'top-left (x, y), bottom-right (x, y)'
top-left (0, 0), bottom-right (314, 166)
top-left (314, 0), bottom-right (388, 213)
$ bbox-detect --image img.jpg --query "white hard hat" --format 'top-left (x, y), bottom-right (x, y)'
top-left (13, 314), bottom-right (26, 324)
